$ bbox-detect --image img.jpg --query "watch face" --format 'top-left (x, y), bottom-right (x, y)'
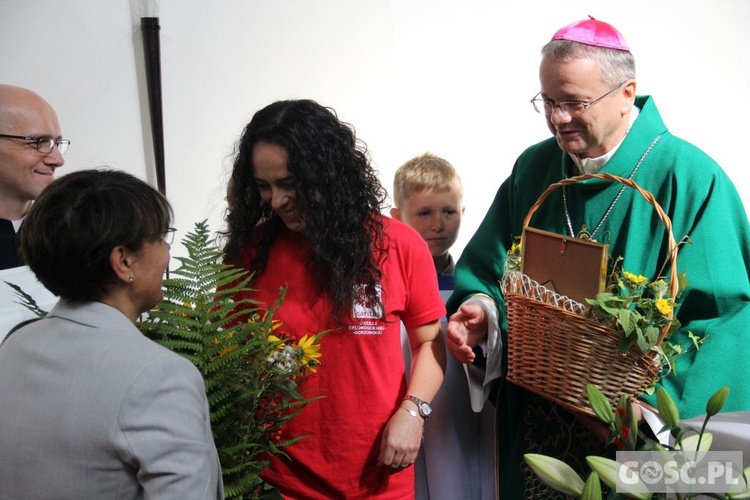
top-left (419, 402), bottom-right (432, 417)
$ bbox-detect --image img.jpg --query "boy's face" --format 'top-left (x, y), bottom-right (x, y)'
top-left (391, 179), bottom-right (464, 259)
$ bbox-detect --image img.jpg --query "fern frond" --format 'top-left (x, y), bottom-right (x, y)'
top-left (137, 220), bottom-right (321, 499)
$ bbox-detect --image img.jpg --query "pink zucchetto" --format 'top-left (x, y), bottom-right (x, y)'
top-left (551, 16), bottom-right (630, 51)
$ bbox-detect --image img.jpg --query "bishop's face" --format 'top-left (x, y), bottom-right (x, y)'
top-left (539, 55), bottom-right (635, 159)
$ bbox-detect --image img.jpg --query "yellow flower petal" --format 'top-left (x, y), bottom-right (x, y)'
top-left (655, 298), bottom-right (672, 316)
top-left (296, 334), bottom-right (323, 371)
top-left (623, 271), bottom-right (648, 286)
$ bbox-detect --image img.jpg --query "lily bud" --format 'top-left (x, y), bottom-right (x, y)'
top-left (580, 471), bottom-right (602, 500)
top-left (706, 386), bottom-right (730, 417)
top-left (587, 456), bottom-right (651, 500)
top-left (626, 405), bottom-right (639, 450)
top-left (656, 386), bottom-right (680, 429)
top-left (524, 454), bottom-right (584, 496)
top-left (586, 456), bottom-right (618, 489)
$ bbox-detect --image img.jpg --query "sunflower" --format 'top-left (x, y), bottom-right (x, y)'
top-left (655, 298), bottom-right (673, 316)
top-left (295, 334), bottom-right (322, 372)
top-left (623, 271), bottom-right (648, 288)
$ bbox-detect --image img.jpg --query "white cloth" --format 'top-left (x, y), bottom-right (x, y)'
top-left (678, 412), bottom-right (750, 464)
top-left (460, 294), bottom-right (503, 413)
top-left (402, 289), bottom-right (496, 500)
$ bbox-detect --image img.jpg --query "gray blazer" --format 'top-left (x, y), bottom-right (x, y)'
top-left (0, 300), bottom-right (224, 499)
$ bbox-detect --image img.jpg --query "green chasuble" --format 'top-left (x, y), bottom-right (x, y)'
top-left (448, 95), bottom-right (750, 498)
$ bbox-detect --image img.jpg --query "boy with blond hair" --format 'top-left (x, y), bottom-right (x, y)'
top-left (391, 153), bottom-right (464, 286)
top-left (392, 153), bottom-right (495, 500)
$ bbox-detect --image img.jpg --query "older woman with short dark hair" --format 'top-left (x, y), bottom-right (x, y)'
top-left (0, 169), bottom-right (223, 499)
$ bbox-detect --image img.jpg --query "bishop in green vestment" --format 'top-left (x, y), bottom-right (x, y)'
top-left (446, 18), bottom-right (750, 499)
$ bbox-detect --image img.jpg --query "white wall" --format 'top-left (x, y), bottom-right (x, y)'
top-left (1, 0), bottom-right (748, 260)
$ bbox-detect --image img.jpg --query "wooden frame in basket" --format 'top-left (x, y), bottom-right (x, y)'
top-left (521, 226), bottom-right (609, 305)
top-left (503, 172), bottom-right (680, 416)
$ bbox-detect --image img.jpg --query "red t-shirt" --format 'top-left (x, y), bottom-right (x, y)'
top-left (236, 216), bottom-right (445, 499)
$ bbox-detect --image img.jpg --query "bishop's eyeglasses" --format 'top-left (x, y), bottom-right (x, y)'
top-left (530, 81), bottom-right (627, 119)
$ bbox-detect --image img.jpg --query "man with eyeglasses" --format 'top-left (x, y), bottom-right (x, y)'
top-left (446, 17), bottom-right (750, 497)
top-left (0, 84), bottom-right (67, 270)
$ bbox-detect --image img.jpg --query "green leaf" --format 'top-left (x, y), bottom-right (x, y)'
top-left (688, 330), bottom-right (702, 350)
top-left (677, 270), bottom-right (689, 298)
top-left (524, 454), bottom-right (584, 496)
top-left (618, 309), bottom-right (633, 334)
top-left (644, 325), bottom-right (660, 347)
top-left (618, 333), bottom-right (637, 354)
top-left (587, 384), bottom-right (613, 425)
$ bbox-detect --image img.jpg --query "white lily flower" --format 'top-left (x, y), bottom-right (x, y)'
top-left (676, 432), bottom-right (712, 452)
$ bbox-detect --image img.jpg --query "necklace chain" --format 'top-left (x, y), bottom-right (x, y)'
top-left (562, 135), bottom-right (662, 241)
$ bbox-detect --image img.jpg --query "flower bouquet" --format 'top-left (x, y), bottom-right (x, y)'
top-left (586, 261), bottom-right (701, 393)
top-left (138, 220), bottom-right (324, 499)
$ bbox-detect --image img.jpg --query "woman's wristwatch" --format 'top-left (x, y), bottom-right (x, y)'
top-left (403, 394), bottom-right (432, 419)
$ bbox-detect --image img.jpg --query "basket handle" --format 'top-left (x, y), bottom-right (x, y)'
top-left (523, 172), bottom-right (679, 308)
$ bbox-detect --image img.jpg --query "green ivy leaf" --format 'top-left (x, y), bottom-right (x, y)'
top-left (687, 330), bottom-right (701, 350)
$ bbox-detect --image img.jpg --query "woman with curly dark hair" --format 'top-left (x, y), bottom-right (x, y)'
top-left (224, 99), bottom-right (446, 499)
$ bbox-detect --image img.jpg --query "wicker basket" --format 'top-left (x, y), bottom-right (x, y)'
top-left (502, 172), bottom-right (680, 416)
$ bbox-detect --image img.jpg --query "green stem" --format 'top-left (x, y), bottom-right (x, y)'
top-left (696, 413), bottom-right (712, 453)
